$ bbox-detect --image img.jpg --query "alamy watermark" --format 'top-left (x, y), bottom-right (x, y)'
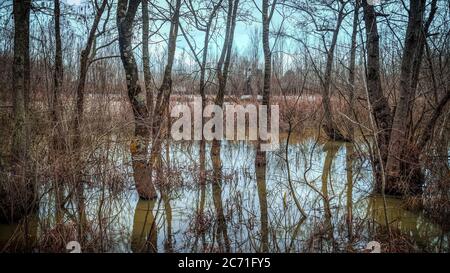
top-left (170, 96), bottom-right (279, 152)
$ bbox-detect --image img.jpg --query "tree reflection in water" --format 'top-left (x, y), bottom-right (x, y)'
top-left (131, 198), bottom-right (157, 253)
top-left (1, 137), bottom-right (448, 253)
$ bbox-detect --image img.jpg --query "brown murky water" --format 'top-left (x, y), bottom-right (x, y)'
top-left (0, 136), bottom-right (448, 253)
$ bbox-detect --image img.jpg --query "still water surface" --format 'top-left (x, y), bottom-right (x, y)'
top-left (0, 136), bottom-right (448, 252)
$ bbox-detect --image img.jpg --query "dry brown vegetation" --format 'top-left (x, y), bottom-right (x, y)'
top-left (0, 0), bottom-right (449, 253)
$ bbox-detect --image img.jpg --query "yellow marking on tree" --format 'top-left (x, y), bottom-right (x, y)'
top-left (130, 139), bottom-right (138, 154)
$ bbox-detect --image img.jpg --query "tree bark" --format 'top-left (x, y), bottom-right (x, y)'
top-left (6, 0), bottom-right (33, 223)
top-left (385, 0), bottom-right (427, 193)
top-left (347, 0), bottom-right (359, 139)
top-left (322, 1), bottom-right (348, 141)
top-left (257, 0), bottom-right (272, 167)
top-left (53, 0), bottom-right (63, 151)
top-left (74, 1), bottom-right (108, 149)
top-left (52, 0), bottom-right (65, 222)
top-left (215, 0), bottom-right (239, 107)
top-left (117, 0), bottom-right (156, 199)
top-left (385, 0), bottom-right (437, 195)
top-left (12, 0), bottom-right (31, 184)
top-left (262, 0), bottom-right (271, 109)
top-left (149, 0), bottom-right (181, 190)
top-left (362, 0), bottom-right (393, 192)
top-left (142, 0), bottom-right (153, 121)
top-left (417, 91), bottom-right (450, 152)
top-left (71, 0), bottom-right (109, 243)
top-left (198, 1), bottom-right (222, 188)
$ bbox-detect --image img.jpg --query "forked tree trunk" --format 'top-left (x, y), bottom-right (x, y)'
top-left (72, 0), bottom-right (108, 242)
top-left (198, 0), bottom-right (222, 188)
top-left (149, 0), bottom-right (181, 190)
top-left (385, 0), bottom-right (436, 195)
top-left (117, 0), bottom-right (156, 199)
top-left (215, 0), bottom-right (239, 107)
top-left (74, 1), bottom-right (108, 152)
top-left (210, 0), bottom-right (238, 197)
top-left (209, 0), bottom-right (239, 253)
top-left (385, 0), bottom-right (426, 186)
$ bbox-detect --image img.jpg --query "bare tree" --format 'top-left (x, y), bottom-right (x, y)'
top-left (215, 0), bottom-right (240, 106)
top-left (71, 0), bottom-right (109, 241)
top-left (181, 0), bottom-right (223, 204)
top-left (321, 0), bottom-right (348, 141)
top-left (149, 0), bottom-right (182, 189)
top-left (74, 0), bottom-right (109, 150)
top-left (142, 0), bottom-right (153, 120)
top-left (385, 0), bottom-right (437, 194)
top-left (117, 0), bottom-right (156, 199)
top-left (361, 0), bottom-right (392, 193)
top-left (12, 0), bottom-right (30, 178)
top-left (261, 0), bottom-right (276, 108)
top-left (52, 0), bottom-right (64, 222)
top-left (347, 0), bottom-right (359, 128)
top-left (8, 0), bottom-right (33, 223)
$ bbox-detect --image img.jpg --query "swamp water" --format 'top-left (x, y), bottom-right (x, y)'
top-left (0, 136), bottom-right (448, 252)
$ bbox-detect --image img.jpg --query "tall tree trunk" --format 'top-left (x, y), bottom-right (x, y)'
top-left (74, 1), bottom-right (108, 151)
top-left (153, 0), bottom-right (181, 129)
top-left (117, 0), bottom-right (156, 199)
top-left (149, 0), bottom-right (181, 191)
top-left (215, 0), bottom-right (239, 107)
top-left (361, 0), bottom-right (393, 193)
top-left (53, 0), bottom-right (63, 150)
top-left (385, 0), bottom-right (436, 195)
top-left (52, 0), bottom-right (65, 222)
top-left (345, 2), bottom-right (358, 242)
top-left (142, 0), bottom-right (153, 121)
top-left (208, 0), bottom-right (238, 253)
top-left (72, 0), bottom-right (108, 242)
top-left (7, 0), bottom-right (33, 223)
top-left (386, 0), bottom-right (426, 194)
top-left (322, 1), bottom-right (347, 141)
top-left (198, 1), bottom-right (222, 189)
top-left (199, 0), bottom-right (222, 105)
top-left (12, 0), bottom-right (31, 183)
top-left (210, 0), bottom-right (239, 212)
top-left (257, 0), bottom-right (272, 167)
top-left (345, 2), bottom-right (358, 240)
top-left (262, 0), bottom-right (271, 109)
top-left (347, 0), bottom-right (359, 139)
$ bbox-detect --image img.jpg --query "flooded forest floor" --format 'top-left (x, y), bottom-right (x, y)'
top-left (0, 95), bottom-right (449, 253)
